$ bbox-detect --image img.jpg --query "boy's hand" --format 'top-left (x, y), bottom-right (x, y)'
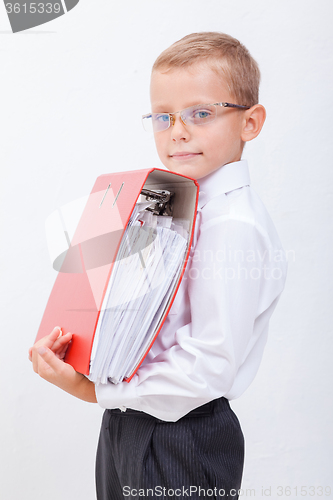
top-left (28, 326), bottom-right (72, 363)
top-left (29, 327), bottom-right (97, 403)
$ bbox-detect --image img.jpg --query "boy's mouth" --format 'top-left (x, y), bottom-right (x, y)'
top-left (169, 152), bottom-right (203, 160)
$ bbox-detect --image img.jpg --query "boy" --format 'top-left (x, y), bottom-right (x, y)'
top-left (30, 32), bottom-right (287, 499)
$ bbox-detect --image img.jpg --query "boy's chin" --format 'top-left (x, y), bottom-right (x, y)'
top-left (164, 163), bottom-right (217, 181)
top-left (165, 165), bottom-right (199, 179)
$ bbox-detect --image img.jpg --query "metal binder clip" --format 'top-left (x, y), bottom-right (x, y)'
top-left (141, 189), bottom-right (174, 216)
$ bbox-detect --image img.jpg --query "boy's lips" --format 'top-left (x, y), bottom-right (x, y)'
top-left (169, 152), bottom-right (203, 160)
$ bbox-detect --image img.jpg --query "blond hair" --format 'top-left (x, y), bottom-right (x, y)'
top-left (152, 32), bottom-right (260, 107)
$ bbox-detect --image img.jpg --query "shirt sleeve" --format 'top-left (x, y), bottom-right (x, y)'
top-left (96, 201), bottom-right (287, 421)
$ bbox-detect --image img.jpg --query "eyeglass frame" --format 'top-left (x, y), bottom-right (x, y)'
top-left (142, 102), bottom-right (251, 133)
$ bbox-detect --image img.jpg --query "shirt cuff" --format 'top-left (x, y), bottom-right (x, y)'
top-left (95, 374), bottom-right (141, 412)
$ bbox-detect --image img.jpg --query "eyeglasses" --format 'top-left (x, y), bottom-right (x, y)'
top-left (142, 102), bottom-right (250, 133)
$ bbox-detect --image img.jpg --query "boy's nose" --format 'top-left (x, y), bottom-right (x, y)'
top-left (170, 114), bottom-right (190, 142)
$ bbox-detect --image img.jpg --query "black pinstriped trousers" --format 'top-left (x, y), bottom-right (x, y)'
top-left (95, 397), bottom-right (244, 500)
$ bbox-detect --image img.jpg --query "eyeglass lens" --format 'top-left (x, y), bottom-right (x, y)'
top-left (143, 104), bottom-right (218, 133)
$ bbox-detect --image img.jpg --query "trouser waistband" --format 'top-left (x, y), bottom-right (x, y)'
top-left (108, 396), bottom-right (229, 421)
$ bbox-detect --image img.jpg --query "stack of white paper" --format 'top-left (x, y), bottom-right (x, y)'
top-left (89, 203), bottom-right (188, 384)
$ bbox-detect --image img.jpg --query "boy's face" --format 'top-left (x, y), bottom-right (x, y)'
top-left (150, 63), bottom-right (246, 180)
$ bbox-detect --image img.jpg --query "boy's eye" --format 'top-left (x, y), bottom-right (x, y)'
top-left (189, 106), bottom-right (215, 123)
top-left (151, 113), bottom-right (171, 132)
top-left (195, 110), bottom-right (210, 119)
top-left (154, 114), bottom-right (170, 123)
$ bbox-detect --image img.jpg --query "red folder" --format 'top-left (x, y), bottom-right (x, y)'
top-left (35, 168), bottom-right (199, 380)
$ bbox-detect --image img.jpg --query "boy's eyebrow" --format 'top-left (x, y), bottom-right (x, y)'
top-left (151, 99), bottom-right (218, 112)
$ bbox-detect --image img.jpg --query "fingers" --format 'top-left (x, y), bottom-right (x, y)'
top-left (37, 346), bottom-right (63, 375)
top-left (51, 332), bottom-right (73, 354)
top-left (48, 326), bottom-right (63, 343)
top-left (35, 345), bottom-right (78, 393)
top-left (29, 326), bottom-right (64, 372)
top-left (29, 338), bottom-right (95, 401)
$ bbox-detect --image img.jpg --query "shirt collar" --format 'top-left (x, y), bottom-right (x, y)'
top-left (197, 159), bottom-right (251, 209)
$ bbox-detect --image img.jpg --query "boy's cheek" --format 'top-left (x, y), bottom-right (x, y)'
top-left (156, 147), bottom-right (171, 170)
top-left (152, 132), bottom-right (163, 148)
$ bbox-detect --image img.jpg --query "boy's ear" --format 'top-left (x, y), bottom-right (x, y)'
top-left (241, 104), bottom-right (266, 143)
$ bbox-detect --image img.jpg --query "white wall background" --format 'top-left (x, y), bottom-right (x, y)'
top-left (1, 1), bottom-right (332, 499)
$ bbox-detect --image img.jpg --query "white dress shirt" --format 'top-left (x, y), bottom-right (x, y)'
top-left (96, 160), bottom-right (287, 421)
